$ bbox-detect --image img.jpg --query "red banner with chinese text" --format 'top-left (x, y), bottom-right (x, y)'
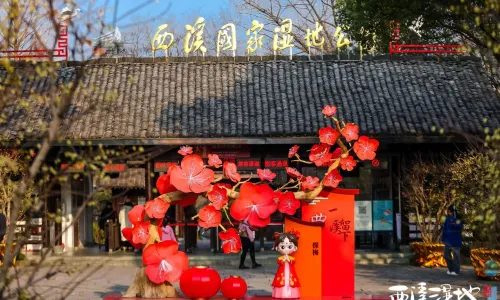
top-left (301, 189), bottom-right (357, 299)
top-left (283, 216), bottom-right (323, 299)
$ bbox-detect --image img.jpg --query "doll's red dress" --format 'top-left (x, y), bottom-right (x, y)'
top-left (272, 256), bottom-right (300, 298)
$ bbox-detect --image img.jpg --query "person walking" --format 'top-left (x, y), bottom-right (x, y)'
top-left (161, 217), bottom-right (177, 242)
top-left (239, 219), bottom-right (262, 269)
top-left (118, 199), bottom-right (133, 250)
top-left (442, 205), bottom-right (463, 276)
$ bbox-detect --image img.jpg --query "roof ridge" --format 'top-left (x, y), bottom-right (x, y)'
top-left (79, 59), bottom-right (479, 68)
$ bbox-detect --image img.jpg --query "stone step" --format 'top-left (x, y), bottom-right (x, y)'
top-left (20, 252), bottom-right (411, 268)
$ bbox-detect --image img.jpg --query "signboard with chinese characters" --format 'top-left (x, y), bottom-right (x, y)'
top-left (236, 158), bottom-right (261, 170)
top-left (355, 200), bottom-right (372, 231)
top-left (151, 18), bottom-right (354, 60)
top-left (154, 161), bottom-right (178, 172)
top-left (61, 163), bottom-right (126, 173)
top-left (104, 164), bottom-right (127, 172)
top-left (264, 158), bottom-right (289, 169)
top-left (372, 200), bottom-right (393, 231)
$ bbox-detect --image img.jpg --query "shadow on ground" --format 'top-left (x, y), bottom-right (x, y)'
top-left (95, 284), bottom-right (129, 298)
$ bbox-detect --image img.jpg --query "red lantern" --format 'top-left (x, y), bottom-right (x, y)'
top-left (179, 266), bottom-right (221, 299)
top-left (221, 276), bottom-right (248, 300)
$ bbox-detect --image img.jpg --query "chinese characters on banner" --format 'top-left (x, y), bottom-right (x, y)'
top-left (305, 22), bottom-right (325, 57)
top-left (389, 283), bottom-right (481, 300)
top-left (301, 191), bottom-right (356, 298)
top-left (151, 18), bottom-right (355, 59)
top-left (264, 159), bottom-right (289, 169)
top-left (273, 19), bottom-right (295, 60)
top-left (311, 213), bottom-right (327, 223)
top-left (237, 158), bottom-right (261, 170)
top-left (312, 242), bottom-right (319, 256)
top-left (246, 20), bottom-right (264, 55)
top-left (330, 219), bottom-right (351, 242)
top-left (184, 17), bottom-right (207, 56)
top-left (217, 23), bottom-right (237, 57)
top-left (151, 24), bottom-right (174, 59)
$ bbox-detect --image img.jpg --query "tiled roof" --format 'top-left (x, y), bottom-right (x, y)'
top-left (1, 59), bottom-right (498, 141)
top-left (98, 168), bottom-right (145, 189)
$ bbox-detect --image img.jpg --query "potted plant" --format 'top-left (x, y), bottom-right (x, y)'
top-left (402, 157), bottom-right (459, 268)
top-left (453, 130), bottom-right (500, 280)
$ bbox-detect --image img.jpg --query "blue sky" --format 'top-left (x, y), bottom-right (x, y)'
top-left (87, 0), bottom-right (231, 28)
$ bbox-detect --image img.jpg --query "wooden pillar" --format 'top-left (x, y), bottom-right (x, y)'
top-left (43, 196), bottom-right (48, 248)
top-left (145, 160), bottom-right (153, 200)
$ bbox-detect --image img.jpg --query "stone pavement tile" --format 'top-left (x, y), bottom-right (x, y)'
top-left (8, 265), bottom-right (494, 300)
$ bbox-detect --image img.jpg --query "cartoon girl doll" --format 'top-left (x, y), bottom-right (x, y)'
top-left (272, 230), bottom-right (300, 299)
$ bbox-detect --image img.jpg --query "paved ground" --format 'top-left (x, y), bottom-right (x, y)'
top-left (6, 264), bottom-right (493, 300)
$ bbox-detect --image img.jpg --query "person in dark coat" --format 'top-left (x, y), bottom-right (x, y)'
top-left (238, 219), bottom-right (262, 269)
top-left (183, 205), bottom-right (197, 253)
top-left (442, 205), bottom-right (463, 276)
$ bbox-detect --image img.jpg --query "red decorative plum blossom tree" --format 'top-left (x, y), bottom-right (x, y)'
top-left (122, 105), bottom-right (379, 298)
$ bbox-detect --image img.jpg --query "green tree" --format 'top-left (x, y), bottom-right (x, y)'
top-left (337, 0), bottom-right (499, 89)
top-left (455, 129), bottom-right (500, 247)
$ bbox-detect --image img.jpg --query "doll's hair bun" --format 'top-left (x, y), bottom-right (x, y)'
top-left (288, 229), bottom-right (300, 239)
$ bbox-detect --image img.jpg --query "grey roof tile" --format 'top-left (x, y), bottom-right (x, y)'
top-left (0, 60), bottom-right (498, 141)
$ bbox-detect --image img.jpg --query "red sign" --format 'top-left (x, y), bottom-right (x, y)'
top-left (0, 24), bottom-right (68, 60)
top-left (61, 163), bottom-right (126, 173)
top-left (237, 158), bottom-right (261, 170)
top-left (104, 164), bottom-right (126, 172)
top-left (389, 20), bottom-right (465, 54)
top-left (302, 190), bottom-right (357, 298)
top-left (154, 161), bottom-right (178, 172)
top-left (264, 158), bottom-right (289, 169)
top-left (61, 163), bottom-right (85, 173)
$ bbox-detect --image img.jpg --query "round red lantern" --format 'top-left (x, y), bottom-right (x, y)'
top-left (221, 276), bottom-right (248, 300)
top-left (179, 266), bottom-right (221, 299)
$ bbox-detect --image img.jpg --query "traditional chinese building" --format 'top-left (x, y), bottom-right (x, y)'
top-left (1, 56), bottom-right (499, 252)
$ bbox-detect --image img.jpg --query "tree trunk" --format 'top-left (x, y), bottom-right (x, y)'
top-left (122, 267), bottom-right (179, 298)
